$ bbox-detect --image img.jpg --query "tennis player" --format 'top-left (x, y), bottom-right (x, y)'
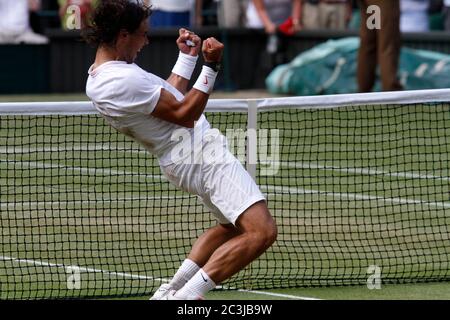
top-left (85, 0), bottom-right (277, 300)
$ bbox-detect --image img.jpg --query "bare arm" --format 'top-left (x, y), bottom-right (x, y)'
top-left (292, 0), bottom-right (302, 32)
top-left (195, 0), bottom-right (204, 27)
top-left (153, 38), bottom-right (224, 128)
top-left (166, 74), bottom-right (190, 96)
top-left (252, 0), bottom-right (276, 34)
top-left (151, 88), bottom-right (209, 128)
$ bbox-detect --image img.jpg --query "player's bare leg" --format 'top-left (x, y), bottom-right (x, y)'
top-left (170, 201), bottom-right (277, 299)
top-left (150, 222), bottom-right (242, 299)
top-left (201, 201), bottom-right (277, 283)
top-left (187, 223), bottom-right (242, 267)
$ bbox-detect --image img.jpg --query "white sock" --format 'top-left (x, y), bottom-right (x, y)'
top-left (175, 269), bottom-right (216, 298)
top-left (168, 259), bottom-right (200, 290)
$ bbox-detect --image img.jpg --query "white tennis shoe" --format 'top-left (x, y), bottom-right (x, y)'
top-left (149, 284), bottom-right (172, 300)
top-left (161, 290), bottom-right (204, 300)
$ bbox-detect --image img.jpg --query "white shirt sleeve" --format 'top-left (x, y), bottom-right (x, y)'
top-left (114, 70), bottom-right (163, 115)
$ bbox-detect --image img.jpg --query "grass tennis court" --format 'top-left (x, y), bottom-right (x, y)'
top-left (1, 92), bottom-right (450, 300)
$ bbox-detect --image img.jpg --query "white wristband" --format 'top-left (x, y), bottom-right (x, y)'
top-left (193, 66), bottom-right (218, 94)
top-left (172, 52), bottom-right (198, 80)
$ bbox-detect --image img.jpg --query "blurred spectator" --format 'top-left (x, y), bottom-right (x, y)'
top-left (298, 0), bottom-right (351, 30)
top-left (216, 0), bottom-right (249, 28)
top-left (400, 0), bottom-right (430, 32)
top-left (246, 0), bottom-right (302, 34)
top-left (0, 0), bottom-right (49, 44)
top-left (445, 0), bottom-right (450, 30)
top-left (194, 0), bottom-right (218, 27)
top-left (348, 0), bottom-right (362, 29)
top-left (428, 0), bottom-right (444, 30)
top-left (317, 0), bottom-right (352, 29)
top-left (29, 0), bottom-right (41, 11)
top-left (299, 0), bottom-right (319, 29)
top-left (58, 0), bottom-right (97, 30)
top-left (357, 0), bottom-right (403, 92)
top-left (30, 0), bottom-right (61, 33)
top-left (428, 0), bottom-right (444, 31)
top-left (148, 0), bottom-right (195, 28)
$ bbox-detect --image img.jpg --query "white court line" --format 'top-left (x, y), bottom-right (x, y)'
top-left (2, 159), bottom-right (450, 210)
top-left (0, 255), bottom-right (320, 300)
top-left (0, 144), bottom-right (148, 155)
top-left (3, 187), bottom-right (450, 211)
top-left (3, 143), bottom-right (450, 182)
top-left (261, 160), bottom-right (450, 182)
top-left (0, 195), bottom-right (194, 210)
top-left (3, 143), bottom-right (450, 181)
top-left (2, 155), bottom-right (450, 208)
top-left (0, 255), bottom-right (166, 282)
top-left (215, 284), bottom-right (321, 300)
top-left (0, 159), bottom-right (165, 182)
top-left (263, 185), bottom-right (450, 209)
top-left (236, 289), bottom-right (321, 300)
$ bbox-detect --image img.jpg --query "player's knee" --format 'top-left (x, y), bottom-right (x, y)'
top-left (253, 218), bottom-right (277, 250)
top-left (237, 202), bottom-right (277, 249)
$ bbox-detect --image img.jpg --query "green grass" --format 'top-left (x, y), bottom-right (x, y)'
top-left (114, 282), bottom-right (450, 300)
top-left (1, 95), bottom-right (450, 299)
top-left (206, 282), bottom-right (450, 300)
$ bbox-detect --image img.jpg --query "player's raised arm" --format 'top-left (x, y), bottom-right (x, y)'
top-left (151, 37), bottom-right (224, 128)
top-left (167, 28), bottom-right (202, 94)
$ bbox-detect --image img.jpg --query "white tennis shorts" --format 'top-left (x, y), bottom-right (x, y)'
top-left (160, 132), bottom-right (265, 225)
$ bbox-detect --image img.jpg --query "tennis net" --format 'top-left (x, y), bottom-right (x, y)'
top-left (1, 89), bottom-right (450, 299)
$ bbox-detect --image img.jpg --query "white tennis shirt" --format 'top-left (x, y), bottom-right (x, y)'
top-left (86, 61), bottom-right (210, 166)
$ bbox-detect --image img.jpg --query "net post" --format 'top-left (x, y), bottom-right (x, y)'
top-left (246, 100), bottom-right (258, 182)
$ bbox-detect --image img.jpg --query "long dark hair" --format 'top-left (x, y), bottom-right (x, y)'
top-left (82, 0), bottom-right (152, 47)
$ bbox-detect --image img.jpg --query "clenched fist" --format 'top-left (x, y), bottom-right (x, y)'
top-left (202, 38), bottom-right (224, 63)
top-left (176, 28), bottom-right (201, 57)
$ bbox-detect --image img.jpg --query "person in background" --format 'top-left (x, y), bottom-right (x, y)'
top-left (193, 0), bottom-right (218, 27)
top-left (297, 0), bottom-right (351, 30)
top-left (357, 0), bottom-right (403, 92)
top-left (317, 0), bottom-right (352, 29)
top-left (297, 0), bottom-right (320, 29)
top-left (400, 0), bottom-right (430, 32)
top-left (427, 0), bottom-right (443, 30)
top-left (444, 0), bottom-right (450, 30)
top-left (246, 0), bottom-right (302, 35)
top-left (148, 0), bottom-right (196, 28)
top-left (58, 0), bottom-right (97, 30)
top-left (0, 0), bottom-right (49, 44)
top-left (216, 0), bottom-right (249, 28)
top-left (30, 0), bottom-right (61, 32)
top-left (246, 0), bottom-right (302, 61)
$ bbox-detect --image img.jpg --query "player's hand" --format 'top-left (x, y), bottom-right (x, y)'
top-left (202, 37), bottom-right (224, 63)
top-left (176, 28), bottom-right (201, 57)
top-left (265, 21), bottom-right (277, 35)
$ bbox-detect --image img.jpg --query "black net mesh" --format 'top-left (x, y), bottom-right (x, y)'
top-left (1, 101), bottom-right (450, 298)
